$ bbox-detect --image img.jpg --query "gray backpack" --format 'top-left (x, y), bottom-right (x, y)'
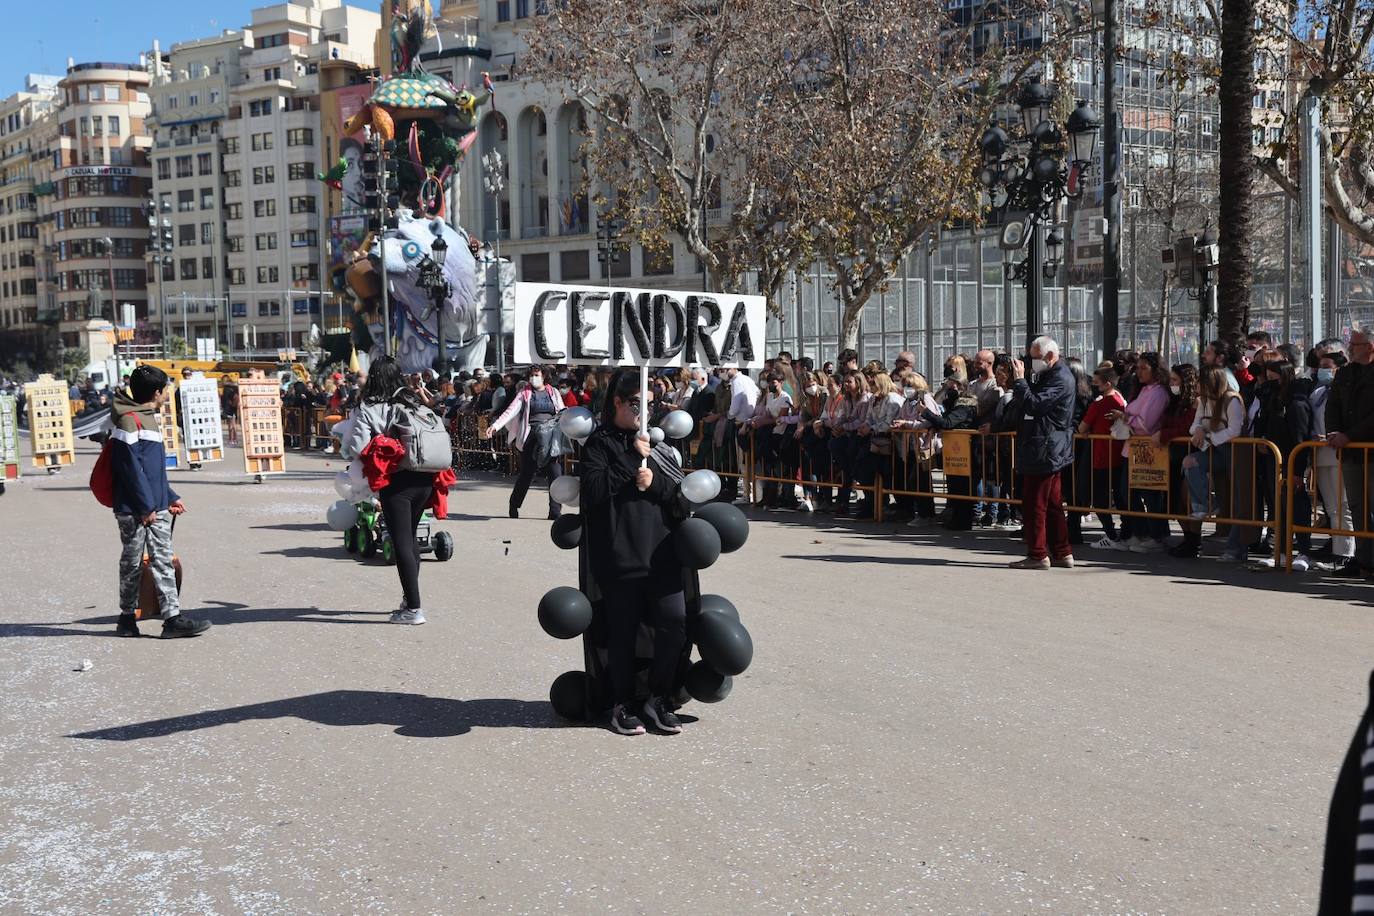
top-left (388, 396), bottom-right (452, 473)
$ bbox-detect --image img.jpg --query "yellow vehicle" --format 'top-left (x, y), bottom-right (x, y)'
top-left (137, 359), bottom-right (311, 386)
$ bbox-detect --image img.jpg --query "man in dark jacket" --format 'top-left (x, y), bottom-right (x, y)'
top-left (1009, 337), bottom-right (1077, 570)
top-left (110, 365), bottom-right (210, 638)
top-left (1326, 326), bottom-right (1374, 580)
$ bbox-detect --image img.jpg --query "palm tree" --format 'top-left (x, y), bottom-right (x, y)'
top-left (1217, 0), bottom-right (1256, 344)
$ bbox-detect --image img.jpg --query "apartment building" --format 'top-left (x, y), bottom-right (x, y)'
top-left (0, 75), bottom-right (59, 364)
top-left (35, 61), bottom-right (154, 355)
top-left (222, 0), bottom-right (379, 352)
top-left (145, 30), bottom-right (251, 348)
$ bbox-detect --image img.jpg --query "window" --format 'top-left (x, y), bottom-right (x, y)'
top-left (254, 199), bottom-right (276, 217)
top-left (1128, 188), bottom-right (1142, 208)
top-left (197, 152), bottom-right (212, 175)
top-left (201, 223), bottom-right (214, 244)
top-left (289, 195), bottom-right (316, 214)
top-left (257, 266), bottom-right (279, 284)
top-left (521, 252), bottom-right (550, 282)
top-left (287, 162), bottom-right (312, 180)
top-left (178, 223), bottom-right (196, 245)
top-left (287, 128), bottom-right (313, 147)
top-left (255, 232), bottom-right (278, 250)
top-left (253, 165), bottom-right (275, 184)
top-left (209, 89), bottom-right (221, 105)
top-left (105, 85), bottom-right (120, 102)
top-left (256, 33), bottom-right (286, 49)
top-left (227, 236), bottom-right (243, 253)
top-left (107, 116), bottom-right (120, 137)
top-left (177, 189), bottom-right (194, 212)
top-left (231, 302), bottom-right (246, 317)
top-left (188, 93), bottom-right (199, 107)
top-left (290, 230), bottom-right (317, 247)
top-left (559, 249), bottom-right (590, 281)
top-left (225, 170), bottom-right (241, 188)
top-left (251, 132), bottom-right (273, 151)
top-left (78, 116), bottom-right (88, 137)
top-left (224, 137), bottom-right (239, 154)
top-left (1201, 116), bottom-right (1214, 136)
top-left (201, 188), bottom-right (215, 210)
top-left (225, 203), bottom-right (242, 220)
top-left (92, 116), bottom-right (104, 137)
top-left (175, 156), bottom-right (192, 178)
top-left (228, 268), bottom-right (245, 286)
top-left (291, 264), bottom-right (318, 282)
top-left (517, 0), bottom-right (530, 17)
top-left (264, 67), bottom-right (282, 82)
top-left (156, 159), bottom-right (171, 180)
top-left (179, 258), bottom-right (197, 280)
top-left (497, 0), bottom-right (510, 20)
top-left (202, 256), bottom-right (214, 279)
top-left (249, 99), bottom-right (274, 117)
top-left (159, 192), bottom-right (171, 212)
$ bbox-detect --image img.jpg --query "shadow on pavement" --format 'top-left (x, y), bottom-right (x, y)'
top-left (68, 690), bottom-right (566, 739)
top-left (71, 601), bottom-right (395, 628)
top-left (780, 553), bottom-right (1011, 569)
top-left (251, 522), bottom-right (332, 532)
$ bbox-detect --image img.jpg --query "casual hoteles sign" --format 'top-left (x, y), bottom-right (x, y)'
top-left (513, 282), bottom-right (766, 369)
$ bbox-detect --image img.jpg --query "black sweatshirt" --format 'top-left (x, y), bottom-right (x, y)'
top-left (580, 424), bottom-right (681, 581)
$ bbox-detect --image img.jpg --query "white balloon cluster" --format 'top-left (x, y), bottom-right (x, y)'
top-left (326, 499), bottom-right (359, 531)
top-left (680, 468), bottom-right (722, 504)
top-left (558, 407), bottom-right (595, 443)
top-left (550, 475), bottom-right (581, 507)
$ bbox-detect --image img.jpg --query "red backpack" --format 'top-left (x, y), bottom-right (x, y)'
top-left (90, 413), bottom-right (142, 507)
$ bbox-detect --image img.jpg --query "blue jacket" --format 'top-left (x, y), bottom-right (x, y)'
top-left (1013, 360), bottom-right (1077, 475)
top-left (110, 389), bottom-right (178, 516)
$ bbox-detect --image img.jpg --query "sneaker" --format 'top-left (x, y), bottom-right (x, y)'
top-left (642, 697), bottom-right (683, 734)
top-left (907, 516), bottom-right (935, 528)
top-left (160, 614), bottom-right (211, 639)
top-left (389, 607), bottom-right (426, 625)
top-left (1091, 535), bottom-right (1126, 551)
top-left (115, 614), bottom-right (140, 638)
top-left (1217, 549), bottom-right (1247, 563)
top-left (1008, 556), bottom-right (1051, 570)
top-left (1189, 510), bottom-right (1208, 520)
top-left (1129, 538), bottom-right (1165, 554)
top-left (1292, 554), bottom-right (1311, 573)
top-left (1256, 554), bottom-right (1287, 569)
top-left (1051, 555), bottom-right (1075, 569)
top-left (1168, 540), bottom-right (1201, 559)
top-left (610, 704), bottom-right (646, 736)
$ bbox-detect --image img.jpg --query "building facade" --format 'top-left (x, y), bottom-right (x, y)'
top-left (0, 75), bottom-right (60, 365)
top-left (145, 31), bottom-right (251, 350)
top-left (36, 61), bottom-right (155, 357)
top-left (221, 0), bottom-right (379, 353)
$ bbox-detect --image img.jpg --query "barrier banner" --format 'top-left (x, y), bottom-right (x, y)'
top-left (1127, 437), bottom-right (1170, 491)
top-left (942, 431), bottom-right (972, 477)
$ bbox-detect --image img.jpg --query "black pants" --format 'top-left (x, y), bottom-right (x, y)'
top-left (511, 433), bottom-right (563, 516)
top-left (601, 572), bottom-right (687, 705)
top-left (379, 470), bottom-right (435, 610)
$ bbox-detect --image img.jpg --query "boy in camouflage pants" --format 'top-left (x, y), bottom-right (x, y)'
top-left (110, 365), bottom-right (210, 639)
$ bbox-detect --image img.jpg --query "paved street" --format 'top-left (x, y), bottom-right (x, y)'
top-left (0, 440), bottom-right (1369, 914)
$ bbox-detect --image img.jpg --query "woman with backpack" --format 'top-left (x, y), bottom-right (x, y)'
top-left (483, 364), bottom-right (567, 519)
top-left (344, 357), bottom-right (445, 625)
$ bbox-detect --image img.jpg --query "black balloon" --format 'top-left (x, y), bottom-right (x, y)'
top-left (693, 502), bottom-right (749, 553)
top-left (685, 659), bottom-right (733, 703)
top-left (549, 670), bottom-right (588, 720)
top-left (674, 517), bottom-right (721, 570)
top-left (550, 513), bottom-right (582, 550)
top-left (538, 586), bottom-right (593, 640)
top-left (698, 593), bottom-right (739, 622)
top-left (689, 603), bottom-right (739, 645)
top-left (696, 612), bottom-right (753, 676)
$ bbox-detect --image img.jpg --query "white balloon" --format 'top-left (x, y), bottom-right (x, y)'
top-left (333, 470), bottom-right (353, 500)
top-left (347, 461), bottom-right (370, 498)
top-left (680, 468), bottom-right (721, 504)
top-left (660, 409), bottom-right (694, 440)
top-left (326, 499), bottom-right (359, 531)
top-left (649, 427), bottom-right (665, 445)
top-left (558, 407), bottom-right (595, 440)
top-left (550, 475), bottom-right (582, 507)
top-left (670, 446), bottom-right (682, 466)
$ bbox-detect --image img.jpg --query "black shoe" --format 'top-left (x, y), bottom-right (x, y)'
top-left (1310, 544), bottom-right (1335, 562)
top-left (116, 614), bottom-right (140, 638)
top-left (1005, 527), bottom-right (1024, 538)
top-left (642, 696), bottom-right (683, 734)
top-left (160, 615), bottom-right (211, 639)
top-left (1247, 539), bottom-right (1272, 556)
top-left (509, 508), bottom-right (519, 519)
top-left (609, 703), bottom-right (646, 736)
top-left (548, 509), bottom-right (559, 521)
top-left (1330, 560), bottom-right (1368, 580)
top-left (1169, 540), bottom-right (1201, 559)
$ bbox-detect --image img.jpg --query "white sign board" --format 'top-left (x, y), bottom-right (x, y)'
top-left (178, 375), bottom-right (224, 459)
top-left (513, 282), bottom-right (766, 369)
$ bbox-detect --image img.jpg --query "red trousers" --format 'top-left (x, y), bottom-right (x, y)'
top-left (1022, 471), bottom-right (1071, 561)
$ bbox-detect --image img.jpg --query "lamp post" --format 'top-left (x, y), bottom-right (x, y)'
top-left (979, 80), bottom-right (1100, 352)
top-left (596, 211), bottom-right (625, 285)
top-left (482, 151), bottom-right (505, 372)
top-left (424, 232), bottom-right (451, 375)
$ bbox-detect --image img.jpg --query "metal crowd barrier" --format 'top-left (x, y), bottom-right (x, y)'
top-left (450, 413), bottom-right (517, 475)
top-left (1285, 441), bottom-right (1374, 573)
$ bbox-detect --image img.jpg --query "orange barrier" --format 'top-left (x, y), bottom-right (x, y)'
top-left (1285, 441), bottom-right (1374, 573)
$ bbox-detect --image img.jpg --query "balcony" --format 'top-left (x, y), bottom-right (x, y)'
top-left (520, 225), bottom-right (549, 239)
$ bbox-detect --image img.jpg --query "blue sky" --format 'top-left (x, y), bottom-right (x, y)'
top-left (7, 1), bottom-right (261, 92)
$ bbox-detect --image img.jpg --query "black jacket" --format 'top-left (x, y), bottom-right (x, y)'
top-left (579, 425), bottom-right (683, 581)
top-left (1254, 379), bottom-right (1313, 472)
top-left (923, 389), bottom-right (979, 431)
top-left (1012, 361), bottom-right (1076, 476)
top-left (1326, 361), bottom-right (1374, 461)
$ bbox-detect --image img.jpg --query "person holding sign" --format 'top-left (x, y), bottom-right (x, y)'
top-left (579, 370), bottom-right (690, 736)
top-left (1106, 352), bottom-right (1171, 553)
top-left (1007, 337), bottom-right (1077, 570)
top-left (483, 365), bottom-right (566, 520)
